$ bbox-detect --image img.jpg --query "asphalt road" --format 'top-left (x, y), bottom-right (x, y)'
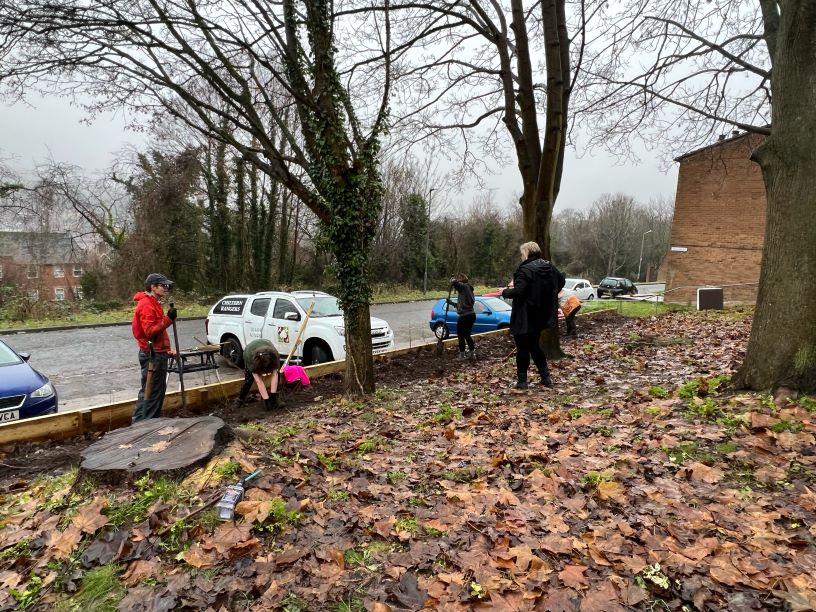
top-left (3, 299), bottom-right (442, 412)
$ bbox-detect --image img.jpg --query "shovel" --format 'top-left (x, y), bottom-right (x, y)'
top-left (435, 283), bottom-right (454, 355)
top-left (143, 340), bottom-right (155, 404)
top-left (169, 302), bottom-right (186, 410)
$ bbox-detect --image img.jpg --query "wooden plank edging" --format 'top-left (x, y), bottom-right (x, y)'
top-left (0, 309), bottom-right (612, 445)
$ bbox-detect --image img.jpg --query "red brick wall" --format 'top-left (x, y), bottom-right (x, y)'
top-left (0, 259), bottom-right (84, 302)
top-left (664, 133), bottom-right (767, 305)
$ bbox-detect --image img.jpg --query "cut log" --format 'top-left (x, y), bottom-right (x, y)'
top-left (80, 416), bottom-right (231, 476)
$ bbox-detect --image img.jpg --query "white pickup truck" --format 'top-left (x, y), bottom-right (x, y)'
top-left (205, 290), bottom-right (395, 367)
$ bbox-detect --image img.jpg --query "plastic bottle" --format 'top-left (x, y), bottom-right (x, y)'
top-left (216, 483), bottom-right (244, 521)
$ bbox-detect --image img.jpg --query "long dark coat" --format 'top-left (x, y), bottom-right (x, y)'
top-left (502, 256), bottom-right (566, 336)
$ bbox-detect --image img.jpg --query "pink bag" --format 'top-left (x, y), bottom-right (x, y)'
top-left (281, 365), bottom-right (310, 386)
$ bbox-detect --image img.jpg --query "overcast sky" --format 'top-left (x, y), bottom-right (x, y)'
top-left (1, 95), bottom-right (678, 216)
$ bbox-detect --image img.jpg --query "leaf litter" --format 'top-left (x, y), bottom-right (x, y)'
top-left (0, 310), bottom-right (815, 610)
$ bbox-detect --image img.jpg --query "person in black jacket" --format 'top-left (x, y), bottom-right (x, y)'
top-left (449, 273), bottom-right (476, 360)
top-left (501, 241), bottom-right (565, 389)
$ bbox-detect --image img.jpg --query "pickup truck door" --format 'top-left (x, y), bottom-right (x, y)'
top-left (243, 297), bottom-right (272, 342)
top-left (268, 297), bottom-right (301, 358)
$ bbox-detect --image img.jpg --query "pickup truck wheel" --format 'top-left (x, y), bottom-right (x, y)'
top-left (222, 338), bottom-right (243, 369)
top-left (310, 344), bottom-right (331, 365)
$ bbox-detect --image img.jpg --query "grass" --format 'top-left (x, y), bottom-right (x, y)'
top-left (105, 474), bottom-right (190, 529)
top-left (579, 301), bottom-right (690, 318)
top-left (0, 302), bottom-right (211, 331)
top-left (55, 564), bottom-right (125, 612)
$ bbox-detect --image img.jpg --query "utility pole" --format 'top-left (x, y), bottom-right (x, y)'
top-left (423, 188), bottom-right (435, 294)
top-left (637, 229), bottom-right (653, 282)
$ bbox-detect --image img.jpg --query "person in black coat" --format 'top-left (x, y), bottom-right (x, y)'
top-left (449, 273), bottom-right (476, 360)
top-left (501, 241), bottom-right (565, 389)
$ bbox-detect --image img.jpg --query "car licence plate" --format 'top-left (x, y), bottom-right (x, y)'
top-left (0, 410), bottom-right (20, 423)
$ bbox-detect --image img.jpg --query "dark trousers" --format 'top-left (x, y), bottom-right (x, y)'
top-left (565, 305), bottom-right (581, 335)
top-left (134, 351), bottom-right (169, 422)
top-left (457, 313), bottom-right (476, 352)
top-left (513, 330), bottom-right (548, 378)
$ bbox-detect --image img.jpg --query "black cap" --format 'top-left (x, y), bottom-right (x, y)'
top-left (145, 273), bottom-right (174, 287)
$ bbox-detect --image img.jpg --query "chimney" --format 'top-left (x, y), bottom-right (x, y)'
top-left (731, 130), bottom-right (740, 137)
top-left (718, 134), bottom-right (726, 141)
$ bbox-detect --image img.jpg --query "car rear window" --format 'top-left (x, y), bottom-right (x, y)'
top-left (563, 280), bottom-right (577, 290)
top-left (213, 297), bottom-right (247, 315)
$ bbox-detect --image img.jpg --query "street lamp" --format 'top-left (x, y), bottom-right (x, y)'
top-left (423, 188), bottom-right (435, 294)
top-left (637, 229), bottom-right (653, 282)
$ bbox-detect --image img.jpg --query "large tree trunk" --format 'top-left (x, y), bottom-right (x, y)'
top-left (736, 0), bottom-right (816, 393)
top-left (343, 301), bottom-right (375, 394)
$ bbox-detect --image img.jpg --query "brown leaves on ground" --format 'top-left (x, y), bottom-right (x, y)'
top-left (1, 310), bottom-right (815, 611)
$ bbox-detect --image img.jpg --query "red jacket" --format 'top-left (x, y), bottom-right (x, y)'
top-left (132, 292), bottom-right (172, 353)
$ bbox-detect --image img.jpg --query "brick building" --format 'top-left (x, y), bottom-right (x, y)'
top-left (0, 231), bottom-right (86, 301)
top-left (662, 132), bottom-right (767, 304)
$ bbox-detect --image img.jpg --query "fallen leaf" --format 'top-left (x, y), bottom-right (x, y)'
top-left (597, 481), bottom-right (627, 504)
top-left (558, 565), bottom-right (589, 590)
top-left (688, 462), bottom-right (723, 484)
top-left (121, 559), bottom-right (161, 586)
top-left (71, 497), bottom-right (109, 534)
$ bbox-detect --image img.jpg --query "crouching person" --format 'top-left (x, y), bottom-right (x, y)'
top-left (559, 289), bottom-right (582, 338)
top-left (237, 339), bottom-right (280, 410)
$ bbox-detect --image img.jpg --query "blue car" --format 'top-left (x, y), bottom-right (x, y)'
top-left (0, 338), bottom-right (58, 424)
top-left (429, 295), bottom-right (512, 339)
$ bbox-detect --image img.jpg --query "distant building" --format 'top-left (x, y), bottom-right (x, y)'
top-left (662, 131), bottom-right (767, 304)
top-left (0, 231), bottom-right (86, 301)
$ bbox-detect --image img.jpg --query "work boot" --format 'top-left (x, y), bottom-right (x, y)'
top-left (540, 373), bottom-right (554, 388)
top-left (457, 351), bottom-right (466, 361)
top-left (232, 397), bottom-right (246, 409)
top-left (264, 394), bottom-right (278, 411)
top-left (468, 349), bottom-right (476, 361)
top-left (515, 372), bottom-right (528, 390)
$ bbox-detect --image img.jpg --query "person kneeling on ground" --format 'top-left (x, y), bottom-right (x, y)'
top-left (237, 338), bottom-right (280, 410)
top-left (559, 288), bottom-right (582, 338)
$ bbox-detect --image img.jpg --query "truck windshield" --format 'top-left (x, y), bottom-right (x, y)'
top-left (297, 296), bottom-right (344, 317)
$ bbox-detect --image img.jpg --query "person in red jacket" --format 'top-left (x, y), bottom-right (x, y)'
top-left (132, 273), bottom-right (178, 422)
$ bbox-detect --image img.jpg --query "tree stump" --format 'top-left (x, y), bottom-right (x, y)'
top-left (80, 416), bottom-right (231, 479)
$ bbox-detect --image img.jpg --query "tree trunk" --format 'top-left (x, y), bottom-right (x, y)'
top-left (736, 0), bottom-right (816, 393)
top-left (343, 300), bottom-right (375, 394)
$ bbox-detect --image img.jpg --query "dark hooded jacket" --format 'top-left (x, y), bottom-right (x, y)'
top-left (449, 280), bottom-right (475, 316)
top-left (502, 256), bottom-right (565, 335)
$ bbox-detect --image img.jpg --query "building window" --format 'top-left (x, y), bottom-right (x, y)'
top-left (73, 287), bottom-right (84, 300)
top-left (73, 265), bottom-right (83, 278)
top-left (54, 265), bottom-right (65, 278)
top-left (54, 287), bottom-right (65, 301)
top-left (28, 289), bottom-right (39, 301)
top-left (27, 266), bottom-right (38, 279)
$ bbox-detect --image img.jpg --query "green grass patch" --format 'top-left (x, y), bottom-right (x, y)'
top-left (0, 538), bottom-right (31, 560)
top-left (442, 465), bottom-right (484, 483)
top-left (9, 574), bottom-right (43, 609)
top-left (771, 419), bottom-right (803, 433)
top-left (432, 403), bottom-right (462, 424)
top-left (254, 499), bottom-right (301, 533)
top-left (327, 490), bottom-right (350, 502)
top-left (54, 564), bottom-right (125, 612)
top-left (0, 302), bottom-right (211, 331)
top-left (387, 471), bottom-right (407, 485)
top-left (580, 471), bottom-right (612, 487)
top-left (648, 386), bottom-right (669, 398)
top-left (394, 516), bottom-right (418, 534)
top-left (105, 473), bottom-right (189, 529)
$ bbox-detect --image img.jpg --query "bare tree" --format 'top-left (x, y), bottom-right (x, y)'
top-left (0, 0), bottom-right (395, 394)
top-left (580, 0), bottom-right (815, 392)
top-left (381, 0), bottom-right (597, 256)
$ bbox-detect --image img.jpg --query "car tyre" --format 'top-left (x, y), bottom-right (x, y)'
top-left (631, 287), bottom-right (638, 295)
top-left (222, 337), bottom-right (243, 369)
top-left (434, 322), bottom-right (450, 340)
top-left (586, 293), bottom-right (594, 301)
top-left (310, 344), bottom-right (331, 365)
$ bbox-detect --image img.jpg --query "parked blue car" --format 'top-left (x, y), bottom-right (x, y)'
top-left (429, 295), bottom-right (512, 339)
top-left (0, 338), bottom-right (58, 423)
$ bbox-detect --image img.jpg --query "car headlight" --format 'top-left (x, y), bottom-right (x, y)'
top-left (31, 381), bottom-right (55, 398)
top-left (334, 325), bottom-right (345, 336)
